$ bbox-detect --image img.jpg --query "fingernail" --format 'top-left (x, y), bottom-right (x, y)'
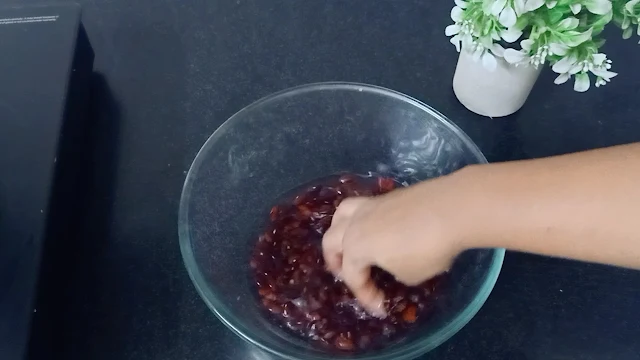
top-left (370, 299), bottom-right (387, 319)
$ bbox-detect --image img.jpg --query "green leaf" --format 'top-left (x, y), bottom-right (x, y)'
top-left (548, 8), bottom-right (566, 23)
top-left (483, 19), bottom-right (493, 35)
top-left (556, 0), bottom-right (576, 7)
top-left (590, 12), bottom-right (613, 32)
top-left (626, 0), bottom-right (640, 14)
top-left (593, 37), bottom-right (606, 47)
top-left (515, 15), bottom-right (529, 30)
top-left (562, 28), bottom-right (594, 46)
top-left (482, 0), bottom-right (495, 15)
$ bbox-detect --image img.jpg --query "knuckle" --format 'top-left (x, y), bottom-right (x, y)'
top-left (322, 227), bottom-right (342, 246)
top-left (335, 197), bottom-right (366, 217)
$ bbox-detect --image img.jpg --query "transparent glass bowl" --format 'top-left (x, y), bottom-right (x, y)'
top-left (179, 82), bottom-right (504, 360)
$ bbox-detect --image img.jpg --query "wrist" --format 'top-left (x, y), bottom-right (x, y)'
top-left (404, 165), bottom-right (495, 253)
top-left (441, 164), bottom-right (502, 252)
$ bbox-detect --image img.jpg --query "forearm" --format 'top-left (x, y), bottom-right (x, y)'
top-left (454, 143), bottom-right (640, 268)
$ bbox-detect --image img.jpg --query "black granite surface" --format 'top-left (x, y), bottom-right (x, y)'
top-left (18, 1), bottom-right (640, 360)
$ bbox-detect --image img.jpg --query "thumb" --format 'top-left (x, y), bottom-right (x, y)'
top-left (341, 258), bottom-right (386, 318)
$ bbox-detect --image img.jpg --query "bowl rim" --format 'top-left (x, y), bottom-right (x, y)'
top-left (178, 81), bottom-right (505, 360)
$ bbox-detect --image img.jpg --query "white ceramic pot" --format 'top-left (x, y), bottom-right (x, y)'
top-left (452, 49), bottom-right (542, 118)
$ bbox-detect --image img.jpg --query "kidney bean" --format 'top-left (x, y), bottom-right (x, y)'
top-left (402, 304), bottom-right (418, 323)
top-left (338, 174), bottom-right (355, 184)
top-left (263, 299), bottom-right (283, 314)
top-left (297, 205), bottom-right (312, 217)
top-left (377, 177), bottom-right (396, 193)
top-left (293, 194), bottom-right (305, 205)
top-left (323, 330), bottom-right (337, 340)
top-left (306, 311), bottom-right (322, 322)
top-left (269, 206), bottom-right (279, 221)
top-left (335, 333), bottom-right (355, 350)
top-left (250, 174), bottom-right (444, 352)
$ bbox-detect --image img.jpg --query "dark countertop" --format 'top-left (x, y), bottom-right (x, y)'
top-left (18, 1), bottom-right (640, 359)
top-left (0, 4), bottom-right (93, 360)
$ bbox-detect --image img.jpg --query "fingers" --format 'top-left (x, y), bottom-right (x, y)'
top-left (341, 257), bottom-right (386, 318)
top-left (322, 197), bottom-right (385, 317)
top-left (333, 197), bottom-right (365, 218)
top-left (321, 198), bottom-right (367, 276)
top-left (322, 222), bottom-right (344, 276)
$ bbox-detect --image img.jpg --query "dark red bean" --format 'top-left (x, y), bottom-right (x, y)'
top-left (258, 233), bottom-right (272, 243)
top-left (298, 205), bottom-right (312, 217)
top-left (269, 206), bottom-right (279, 221)
top-left (258, 287), bottom-right (276, 300)
top-left (287, 254), bottom-right (300, 265)
top-left (315, 318), bottom-right (328, 331)
top-left (308, 295), bottom-right (322, 310)
top-left (318, 289), bottom-right (328, 303)
top-left (338, 174), bottom-right (355, 184)
top-left (323, 331), bottom-right (336, 340)
top-left (290, 227), bottom-right (308, 238)
top-left (306, 185), bottom-right (320, 196)
top-left (293, 194), bottom-right (306, 205)
top-left (377, 177), bottom-right (396, 193)
top-left (402, 304), bottom-right (417, 323)
top-left (334, 333), bottom-right (355, 350)
top-left (306, 311), bottom-right (322, 322)
top-left (251, 174), bottom-right (444, 352)
top-left (263, 299), bottom-right (283, 314)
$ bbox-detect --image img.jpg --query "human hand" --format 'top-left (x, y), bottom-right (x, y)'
top-left (321, 180), bottom-right (465, 317)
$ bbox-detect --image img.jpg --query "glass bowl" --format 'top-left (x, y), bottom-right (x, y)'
top-left (179, 82), bottom-right (504, 360)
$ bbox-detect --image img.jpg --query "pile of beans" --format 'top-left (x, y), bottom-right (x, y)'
top-left (250, 174), bottom-right (443, 352)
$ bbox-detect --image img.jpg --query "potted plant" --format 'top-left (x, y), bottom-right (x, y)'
top-left (446, 0), bottom-right (637, 117)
